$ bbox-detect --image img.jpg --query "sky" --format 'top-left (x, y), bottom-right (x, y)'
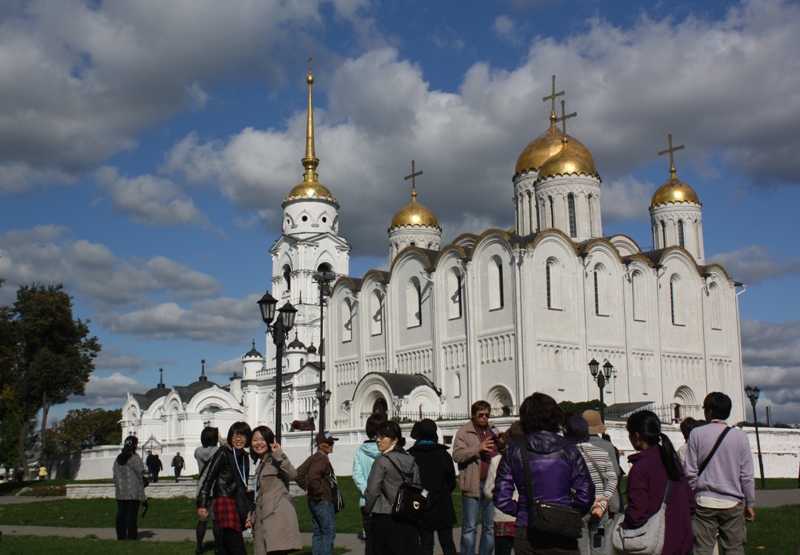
top-left (0, 0), bottom-right (799, 424)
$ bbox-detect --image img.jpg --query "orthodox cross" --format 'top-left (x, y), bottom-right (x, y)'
top-left (308, 56), bottom-right (312, 71)
top-left (159, 367), bottom-right (164, 385)
top-left (201, 359), bottom-right (206, 377)
top-left (556, 99), bottom-right (577, 137)
top-left (404, 160), bottom-right (423, 193)
top-left (542, 75), bottom-right (565, 113)
top-left (658, 134), bottom-right (684, 172)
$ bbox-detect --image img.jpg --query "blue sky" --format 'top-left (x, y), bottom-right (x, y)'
top-left (0, 0), bottom-right (798, 424)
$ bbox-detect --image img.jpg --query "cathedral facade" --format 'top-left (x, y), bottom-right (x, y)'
top-left (121, 70), bottom-right (746, 447)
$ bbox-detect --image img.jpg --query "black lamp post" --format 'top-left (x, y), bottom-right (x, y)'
top-left (744, 385), bottom-right (766, 489)
top-left (307, 410), bottom-right (318, 455)
top-left (313, 270), bottom-right (336, 430)
top-left (258, 291), bottom-right (297, 443)
top-left (589, 359), bottom-right (615, 423)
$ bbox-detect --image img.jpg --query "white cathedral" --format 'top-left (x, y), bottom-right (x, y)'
top-left (121, 70), bottom-right (746, 447)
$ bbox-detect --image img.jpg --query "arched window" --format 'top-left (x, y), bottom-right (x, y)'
top-left (546, 258), bottom-right (562, 310)
top-left (342, 298), bottom-right (353, 342)
top-left (593, 264), bottom-right (608, 316)
top-left (670, 274), bottom-right (684, 325)
top-left (488, 256), bottom-right (504, 310)
top-left (407, 278), bottom-right (422, 328)
top-left (568, 194), bottom-right (577, 238)
top-left (282, 265), bottom-right (292, 291)
top-left (548, 196), bottom-right (555, 228)
top-left (454, 371), bottom-right (462, 398)
top-left (588, 194), bottom-right (595, 236)
top-left (370, 290), bottom-right (383, 336)
top-left (661, 221), bottom-right (667, 249)
top-left (709, 282), bottom-right (721, 330)
top-left (632, 270), bottom-right (645, 321)
top-left (448, 268), bottom-right (463, 320)
top-left (678, 220), bottom-right (685, 248)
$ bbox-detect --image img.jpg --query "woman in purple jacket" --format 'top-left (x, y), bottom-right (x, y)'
top-left (492, 393), bottom-right (593, 555)
top-left (622, 410), bottom-right (695, 554)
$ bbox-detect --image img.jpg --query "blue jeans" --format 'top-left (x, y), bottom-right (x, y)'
top-left (460, 481), bottom-right (495, 555)
top-left (309, 499), bottom-right (335, 555)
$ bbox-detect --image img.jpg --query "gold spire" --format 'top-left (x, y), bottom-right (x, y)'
top-left (650, 134), bottom-right (699, 207)
top-left (285, 57), bottom-right (337, 204)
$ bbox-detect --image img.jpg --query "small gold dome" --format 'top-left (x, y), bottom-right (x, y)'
top-left (650, 171), bottom-right (700, 207)
top-left (390, 189), bottom-right (440, 230)
top-left (285, 181), bottom-right (337, 203)
top-left (537, 138), bottom-right (599, 181)
top-left (515, 114), bottom-right (596, 176)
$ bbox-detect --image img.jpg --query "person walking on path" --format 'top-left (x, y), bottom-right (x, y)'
top-left (296, 431), bottom-right (338, 555)
top-left (113, 436), bottom-right (147, 541)
top-left (172, 452), bottom-right (186, 482)
top-left (564, 416), bottom-right (618, 555)
top-left (409, 419), bottom-right (458, 555)
top-left (37, 464), bottom-right (46, 481)
top-left (146, 451), bottom-right (163, 483)
top-left (195, 427), bottom-right (221, 555)
top-left (493, 392), bottom-right (593, 555)
top-left (197, 422), bottom-right (253, 555)
top-left (582, 409), bottom-right (625, 555)
top-left (353, 413), bottom-right (385, 555)
top-left (249, 425), bottom-right (301, 555)
top-left (484, 421), bottom-right (525, 555)
top-left (685, 392), bottom-right (755, 555)
top-left (453, 400), bottom-right (499, 555)
top-left (364, 420), bottom-right (422, 555)
top-left (622, 410), bottom-right (695, 555)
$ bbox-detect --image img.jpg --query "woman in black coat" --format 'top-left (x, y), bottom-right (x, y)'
top-left (408, 419), bottom-right (457, 555)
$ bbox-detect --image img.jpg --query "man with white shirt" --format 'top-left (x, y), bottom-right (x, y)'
top-left (685, 392), bottom-right (755, 555)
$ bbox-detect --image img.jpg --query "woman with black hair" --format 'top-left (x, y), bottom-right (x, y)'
top-left (364, 420), bottom-right (422, 555)
top-left (198, 421), bottom-right (253, 555)
top-left (249, 425), bottom-right (301, 555)
top-left (195, 426), bottom-right (221, 554)
top-left (621, 410), bottom-right (695, 555)
top-left (113, 435), bottom-right (147, 540)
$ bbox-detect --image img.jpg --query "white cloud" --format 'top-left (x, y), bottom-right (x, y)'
top-left (708, 245), bottom-right (800, 284)
top-left (94, 346), bottom-right (147, 373)
top-left (492, 15), bottom-right (522, 45)
top-left (600, 178), bottom-right (653, 223)
top-left (72, 372), bottom-right (149, 407)
top-left (95, 166), bottom-right (211, 228)
top-left (209, 357), bottom-right (244, 377)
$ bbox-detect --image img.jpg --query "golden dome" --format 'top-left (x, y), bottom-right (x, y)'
top-left (536, 137), bottom-right (599, 181)
top-left (285, 181), bottom-right (337, 202)
top-left (650, 170), bottom-right (700, 207)
top-left (515, 113), bottom-right (596, 176)
top-left (390, 189), bottom-right (440, 230)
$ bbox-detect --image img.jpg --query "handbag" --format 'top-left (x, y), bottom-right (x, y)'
top-left (611, 480), bottom-right (673, 555)
top-left (330, 466), bottom-right (345, 513)
top-left (519, 443), bottom-right (583, 539)
top-left (384, 454), bottom-right (429, 522)
top-left (142, 476), bottom-right (150, 488)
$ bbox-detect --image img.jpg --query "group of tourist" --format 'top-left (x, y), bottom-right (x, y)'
top-left (111, 390), bottom-right (755, 555)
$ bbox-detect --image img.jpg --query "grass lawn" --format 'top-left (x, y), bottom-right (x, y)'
top-left (0, 536), bottom-right (350, 554)
top-left (745, 504), bottom-right (800, 554)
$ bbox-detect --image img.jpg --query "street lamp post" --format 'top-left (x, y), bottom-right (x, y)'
top-left (589, 359), bottom-right (615, 423)
top-left (313, 270), bottom-right (336, 430)
top-left (745, 385), bottom-right (766, 489)
top-left (258, 292), bottom-right (297, 443)
top-left (307, 410), bottom-right (318, 455)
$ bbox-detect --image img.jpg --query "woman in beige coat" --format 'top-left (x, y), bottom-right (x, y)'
top-left (248, 425), bottom-right (301, 555)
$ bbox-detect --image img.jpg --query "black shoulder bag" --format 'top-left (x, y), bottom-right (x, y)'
top-left (697, 426), bottom-right (731, 476)
top-left (384, 455), bottom-right (430, 522)
top-left (330, 465), bottom-right (345, 513)
top-left (520, 444), bottom-right (583, 539)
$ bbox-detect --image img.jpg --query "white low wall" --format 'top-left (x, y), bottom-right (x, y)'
top-left (71, 420), bottom-right (800, 480)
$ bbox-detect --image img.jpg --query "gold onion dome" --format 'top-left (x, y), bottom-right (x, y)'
top-left (650, 169), bottom-right (700, 207)
top-left (537, 136), bottom-right (599, 181)
top-left (390, 189), bottom-right (441, 230)
top-left (515, 113), bottom-right (596, 176)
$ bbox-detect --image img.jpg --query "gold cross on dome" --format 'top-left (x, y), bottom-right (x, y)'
top-left (658, 134), bottom-right (684, 172)
top-left (556, 99), bottom-right (577, 137)
top-left (404, 160), bottom-right (423, 192)
top-left (308, 56), bottom-right (313, 71)
top-left (542, 75), bottom-right (565, 114)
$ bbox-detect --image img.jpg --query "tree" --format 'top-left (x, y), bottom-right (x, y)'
top-left (0, 284), bottom-right (101, 479)
top-left (52, 408), bottom-right (122, 453)
top-left (558, 399), bottom-right (604, 417)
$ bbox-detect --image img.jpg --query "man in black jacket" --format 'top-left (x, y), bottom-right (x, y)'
top-left (145, 451), bottom-right (163, 483)
top-left (171, 452), bottom-right (185, 482)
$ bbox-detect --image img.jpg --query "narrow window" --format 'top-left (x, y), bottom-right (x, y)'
top-left (678, 220), bottom-right (685, 248)
top-left (669, 275), bottom-right (684, 325)
top-left (448, 269), bottom-right (463, 320)
top-left (407, 278), bottom-right (422, 328)
top-left (282, 265), bottom-right (292, 291)
top-left (593, 264), bottom-right (607, 316)
top-left (546, 258), bottom-right (562, 310)
top-left (488, 257), bottom-right (504, 310)
top-left (661, 221), bottom-right (667, 249)
top-left (670, 281), bottom-right (676, 324)
top-left (594, 271), bottom-right (600, 314)
top-left (546, 264), bottom-right (552, 308)
top-left (371, 291), bottom-right (383, 336)
top-left (709, 282), bottom-right (721, 330)
top-left (548, 196), bottom-right (555, 228)
top-left (632, 270), bottom-right (645, 321)
top-left (568, 194), bottom-right (577, 238)
top-left (342, 299), bottom-right (353, 342)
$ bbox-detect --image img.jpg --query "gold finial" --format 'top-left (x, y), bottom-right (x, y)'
top-left (302, 57), bottom-right (319, 183)
top-left (556, 99), bottom-right (577, 145)
top-left (543, 75), bottom-right (565, 124)
top-left (404, 160), bottom-right (423, 199)
top-left (658, 134), bottom-right (684, 176)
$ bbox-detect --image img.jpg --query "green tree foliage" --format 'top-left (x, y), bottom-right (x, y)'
top-left (0, 284), bottom-right (101, 478)
top-left (51, 408), bottom-right (122, 453)
top-left (558, 399), bottom-right (604, 417)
